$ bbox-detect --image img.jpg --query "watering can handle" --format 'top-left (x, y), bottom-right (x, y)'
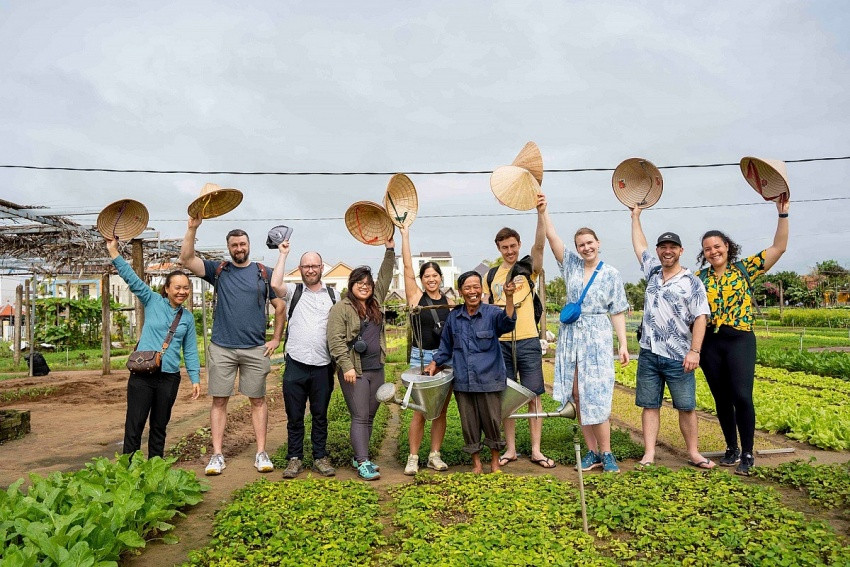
top-left (401, 377), bottom-right (415, 409)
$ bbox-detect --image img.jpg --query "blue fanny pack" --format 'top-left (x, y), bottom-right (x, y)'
top-left (560, 262), bottom-right (603, 324)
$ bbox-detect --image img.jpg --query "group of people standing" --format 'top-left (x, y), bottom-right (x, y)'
top-left (108, 190), bottom-right (788, 480)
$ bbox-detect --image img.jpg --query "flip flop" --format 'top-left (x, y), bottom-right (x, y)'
top-left (498, 455), bottom-right (518, 467)
top-left (635, 461), bottom-right (655, 470)
top-left (530, 457), bottom-right (556, 469)
top-left (688, 459), bottom-right (716, 470)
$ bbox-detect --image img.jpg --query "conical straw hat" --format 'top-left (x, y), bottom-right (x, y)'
top-left (739, 157), bottom-right (790, 201)
top-left (383, 174), bottom-right (418, 228)
top-left (490, 165), bottom-right (541, 211)
top-left (511, 141), bottom-right (544, 185)
top-left (96, 199), bottom-right (149, 240)
top-left (612, 158), bottom-right (664, 209)
top-left (345, 201), bottom-right (395, 246)
top-left (187, 183), bottom-right (243, 219)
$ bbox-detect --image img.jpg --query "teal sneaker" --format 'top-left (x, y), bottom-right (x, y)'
top-left (352, 458), bottom-right (379, 472)
top-left (601, 452), bottom-right (620, 473)
top-left (577, 450), bottom-right (602, 471)
top-left (357, 460), bottom-right (381, 481)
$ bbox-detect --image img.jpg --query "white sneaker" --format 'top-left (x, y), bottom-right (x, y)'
top-left (427, 451), bottom-right (449, 471)
top-left (205, 453), bottom-right (226, 476)
top-left (255, 451), bottom-right (274, 473)
top-left (404, 454), bottom-right (419, 476)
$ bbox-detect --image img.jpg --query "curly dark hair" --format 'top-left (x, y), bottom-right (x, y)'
top-left (346, 266), bottom-right (383, 324)
top-left (697, 230), bottom-right (742, 267)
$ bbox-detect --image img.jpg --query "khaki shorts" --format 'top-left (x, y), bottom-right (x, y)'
top-left (207, 343), bottom-right (271, 398)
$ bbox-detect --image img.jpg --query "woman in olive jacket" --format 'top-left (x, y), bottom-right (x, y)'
top-left (327, 237), bottom-right (395, 480)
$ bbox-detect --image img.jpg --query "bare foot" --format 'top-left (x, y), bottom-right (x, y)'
top-left (472, 466), bottom-right (483, 474)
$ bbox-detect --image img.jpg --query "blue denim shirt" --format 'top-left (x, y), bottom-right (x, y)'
top-left (433, 303), bottom-right (516, 393)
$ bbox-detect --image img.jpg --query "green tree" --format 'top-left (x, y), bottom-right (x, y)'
top-left (545, 277), bottom-right (566, 308)
top-left (624, 279), bottom-right (647, 311)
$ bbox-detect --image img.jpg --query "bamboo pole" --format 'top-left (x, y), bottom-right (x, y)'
top-left (101, 273), bottom-right (111, 375)
top-left (13, 284), bottom-right (22, 366)
top-left (132, 239), bottom-right (145, 339)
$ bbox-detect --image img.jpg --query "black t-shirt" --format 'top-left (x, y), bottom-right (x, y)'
top-left (412, 294), bottom-right (449, 350)
top-left (359, 318), bottom-right (383, 371)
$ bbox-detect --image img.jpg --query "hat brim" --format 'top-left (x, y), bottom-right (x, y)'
top-left (96, 199), bottom-right (149, 240)
top-left (740, 157), bottom-right (790, 202)
top-left (612, 158), bottom-right (664, 209)
top-left (345, 201), bottom-right (394, 246)
top-left (383, 174), bottom-right (419, 228)
top-left (490, 165), bottom-right (540, 211)
top-left (187, 189), bottom-right (243, 219)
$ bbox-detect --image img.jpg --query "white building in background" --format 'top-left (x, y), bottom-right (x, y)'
top-left (390, 251), bottom-right (459, 294)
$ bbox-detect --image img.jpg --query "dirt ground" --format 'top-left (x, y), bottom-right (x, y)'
top-left (1, 367), bottom-right (848, 566)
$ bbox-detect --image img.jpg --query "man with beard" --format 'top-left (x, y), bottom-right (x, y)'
top-left (630, 207), bottom-right (714, 470)
top-left (180, 218), bottom-right (285, 476)
top-left (425, 271), bottom-right (516, 473)
top-left (270, 240), bottom-right (337, 478)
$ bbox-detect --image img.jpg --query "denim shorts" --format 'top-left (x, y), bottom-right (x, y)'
top-left (635, 348), bottom-right (696, 410)
top-left (500, 338), bottom-right (545, 396)
top-left (409, 347), bottom-right (439, 371)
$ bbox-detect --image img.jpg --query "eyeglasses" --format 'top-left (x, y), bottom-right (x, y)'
top-left (299, 264), bottom-right (322, 271)
top-left (354, 281), bottom-right (373, 288)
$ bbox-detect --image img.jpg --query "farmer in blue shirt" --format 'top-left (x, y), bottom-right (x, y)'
top-left (425, 271), bottom-right (516, 473)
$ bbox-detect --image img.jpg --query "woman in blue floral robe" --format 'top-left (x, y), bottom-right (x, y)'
top-left (536, 194), bottom-right (629, 473)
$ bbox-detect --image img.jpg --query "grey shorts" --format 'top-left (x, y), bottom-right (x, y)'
top-left (207, 342), bottom-right (271, 398)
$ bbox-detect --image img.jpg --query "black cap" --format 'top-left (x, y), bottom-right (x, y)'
top-left (656, 232), bottom-right (682, 247)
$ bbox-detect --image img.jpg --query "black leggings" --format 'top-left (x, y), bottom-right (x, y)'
top-left (700, 326), bottom-right (757, 453)
top-left (124, 370), bottom-right (181, 458)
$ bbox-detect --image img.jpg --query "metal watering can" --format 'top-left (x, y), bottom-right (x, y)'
top-left (501, 378), bottom-right (576, 421)
top-left (376, 369), bottom-right (454, 421)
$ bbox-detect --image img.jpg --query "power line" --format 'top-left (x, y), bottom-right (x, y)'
top-left (1, 155), bottom-right (849, 176)
top-left (95, 196), bottom-right (848, 222)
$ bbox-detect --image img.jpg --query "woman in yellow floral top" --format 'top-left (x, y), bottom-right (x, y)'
top-left (695, 198), bottom-right (789, 476)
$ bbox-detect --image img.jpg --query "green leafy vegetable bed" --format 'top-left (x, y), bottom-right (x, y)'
top-left (752, 458), bottom-right (850, 512)
top-left (396, 387), bottom-right (644, 467)
top-left (616, 362), bottom-right (850, 450)
top-left (382, 470), bottom-right (850, 566)
top-left (185, 478), bottom-right (385, 567)
top-left (0, 453), bottom-right (207, 566)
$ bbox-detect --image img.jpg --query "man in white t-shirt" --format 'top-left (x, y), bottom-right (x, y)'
top-left (271, 240), bottom-right (338, 479)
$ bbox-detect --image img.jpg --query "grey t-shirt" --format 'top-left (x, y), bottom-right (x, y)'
top-left (202, 260), bottom-right (277, 348)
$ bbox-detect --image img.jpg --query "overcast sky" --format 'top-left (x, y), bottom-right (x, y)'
top-left (1, 1), bottom-right (849, 301)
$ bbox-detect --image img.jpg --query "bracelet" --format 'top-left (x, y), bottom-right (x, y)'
top-left (690, 348), bottom-right (701, 354)
top-left (778, 213), bottom-right (789, 218)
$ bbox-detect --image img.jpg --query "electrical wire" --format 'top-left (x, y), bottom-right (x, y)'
top-left (1, 155), bottom-right (848, 176)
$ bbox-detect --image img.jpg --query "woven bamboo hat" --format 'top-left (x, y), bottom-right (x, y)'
top-left (612, 158), bottom-right (664, 209)
top-left (96, 199), bottom-right (149, 240)
top-left (345, 201), bottom-right (394, 246)
top-left (490, 165), bottom-right (541, 211)
top-left (511, 141), bottom-right (544, 185)
top-left (187, 183), bottom-right (243, 219)
top-left (383, 174), bottom-right (418, 228)
top-left (739, 157), bottom-right (790, 202)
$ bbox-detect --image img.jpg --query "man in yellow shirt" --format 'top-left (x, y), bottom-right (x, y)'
top-left (483, 226), bottom-right (554, 468)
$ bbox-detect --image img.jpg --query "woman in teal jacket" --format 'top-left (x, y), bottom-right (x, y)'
top-left (107, 238), bottom-right (200, 458)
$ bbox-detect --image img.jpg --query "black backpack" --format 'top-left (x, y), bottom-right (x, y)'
top-left (25, 352), bottom-right (50, 376)
top-left (486, 256), bottom-right (544, 328)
